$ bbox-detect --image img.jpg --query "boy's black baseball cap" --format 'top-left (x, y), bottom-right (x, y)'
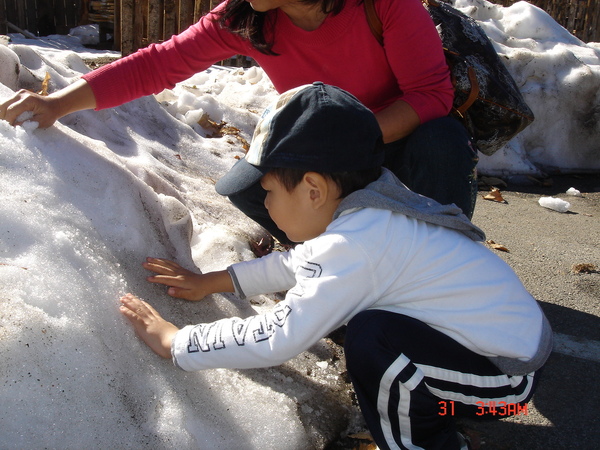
top-left (215, 82), bottom-right (384, 196)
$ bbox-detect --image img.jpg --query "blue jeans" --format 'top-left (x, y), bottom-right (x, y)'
top-left (228, 117), bottom-right (478, 245)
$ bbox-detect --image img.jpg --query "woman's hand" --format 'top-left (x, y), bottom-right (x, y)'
top-left (143, 257), bottom-right (234, 301)
top-left (0, 90), bottom-right (61, 127)
top-left (119, 293), bottom-right (179, 359)
top-left (0, 79), bottom-right (96, 128)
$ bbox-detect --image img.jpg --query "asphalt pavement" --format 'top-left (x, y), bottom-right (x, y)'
top-left (458, 173), bottom-right (600, 450)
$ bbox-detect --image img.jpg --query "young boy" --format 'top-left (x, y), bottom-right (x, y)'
top-left (120, 82), bottom-right (552, 450)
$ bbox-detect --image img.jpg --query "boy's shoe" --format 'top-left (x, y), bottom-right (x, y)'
top-left (457, 431), bottom-right (472, 450)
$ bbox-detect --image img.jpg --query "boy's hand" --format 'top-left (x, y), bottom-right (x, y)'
top-left (143, 257), bottom-right (207, 300)
top-left (119, 293), bottom-right (179, 359)
top-left (143, 257), bottom-right (235, 301)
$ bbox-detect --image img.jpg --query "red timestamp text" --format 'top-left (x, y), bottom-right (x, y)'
top-left (438, 400), bottom-right (528, 416)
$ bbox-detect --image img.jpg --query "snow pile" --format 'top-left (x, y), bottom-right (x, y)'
top-left (69, 24), bottom-right (101, 46)
top-left (453, 0), bottom-right (600, 175)
top-left (0, 50), bottom-right (353, 450)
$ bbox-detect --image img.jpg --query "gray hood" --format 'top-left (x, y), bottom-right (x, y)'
top-left (334, 169), bottom-right (486, 242)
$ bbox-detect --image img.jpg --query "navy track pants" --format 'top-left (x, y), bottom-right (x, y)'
top-left (344, 310), bottom-right (541, 450)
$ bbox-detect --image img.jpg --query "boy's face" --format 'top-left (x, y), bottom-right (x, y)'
top-left (260, 172), bottom-right (336, 243)
top-left (261, 172), bottom-right (313, 243)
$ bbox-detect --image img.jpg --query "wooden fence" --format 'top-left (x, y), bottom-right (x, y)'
top-left (1, 0), bottom-right (599, 54)
top-left (112, 0), bottom-right (600, 55)
top-left (114, 0), bottom-right (219, 56)
top-left (1, 0), bottom-right (83, 36)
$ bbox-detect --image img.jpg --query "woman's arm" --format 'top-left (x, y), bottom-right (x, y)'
top-left (2, 2), bottom-right (244, 126)
top-left (83, 4), bottom-right (245, 111)
top-left (375, 98), bottom-right (422, 143)
top-left (376, 0), bottom-right (453, 139)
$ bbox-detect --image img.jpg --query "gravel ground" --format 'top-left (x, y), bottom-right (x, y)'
top-left (458, 173), bottom-right (600, 450)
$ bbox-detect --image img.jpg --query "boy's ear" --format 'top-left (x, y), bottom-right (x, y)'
top-left (303, 172), bottom-right (328, 208)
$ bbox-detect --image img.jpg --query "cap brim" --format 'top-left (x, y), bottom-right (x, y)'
top-left (215, 157), bottom-right (269, 196)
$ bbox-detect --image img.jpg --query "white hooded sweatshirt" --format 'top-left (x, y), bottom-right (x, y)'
top-left (172, 170), bottom-right (552, 375)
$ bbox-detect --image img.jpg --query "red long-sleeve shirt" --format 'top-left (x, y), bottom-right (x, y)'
top-left (83, 0), bottom-right (452, 123)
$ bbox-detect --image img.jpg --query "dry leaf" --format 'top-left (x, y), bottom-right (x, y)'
top-left (239, 137), bottom-right (250, 151)
top-left (38, 72), bottom-right (51, 96)
top-left (221, 125), bottom-right (241, 135)
top-left (198, 113), bottom-right (250, 151)
top-left (348, 432), bottom-right (374, 440)
top-left (486, 240), bottom-right (509, 252)
top-left (197, 113), bottom-right (222, 136)
top-left (354, 444), bottom-right (378, 450)
top-left (347, 432), bottom-right (378, 450)
top-left (483, 187), bottom-right (506, 203)
top-left (240, 139), bottom-right (250, 151)
top-left (221, 125), bottom-right (249, 151)
top-left (571, 263), bottom-right (598, 274)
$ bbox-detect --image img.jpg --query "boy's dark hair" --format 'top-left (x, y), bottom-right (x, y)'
top-left (217, 0), bottom-right (347, 55)
top-left (270, 166), bottom-right (382, 198)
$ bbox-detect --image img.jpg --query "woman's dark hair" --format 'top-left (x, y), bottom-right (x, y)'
top-left (216, 0), bottom-right (348, 55)
top-left (269, 166), bottom-right (382, 198)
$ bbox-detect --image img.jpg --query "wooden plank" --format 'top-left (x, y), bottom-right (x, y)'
top-left (4, 0), bottom-right (16, 23)
top-left (148, 0), bottom-right (164, 45)
top-left (53, 0), bottom-right (68, 34)
top-left (164, 0), bottom-right (177, 40)
top-left (589, 1), bottom-right (600, 42)
top-left (0, 0), bottom-right (8, 35)
top-left (575, 1), bottom-right (585, 35)
top-left (200, 0), bottom-right (214, 16)
top-left (193, 0), bottom-right (202, 22)
top-left (179, 0), bottom-right (194, 33)
top-left (25, 0), bottom-right (37, 35)
top-left (577, 1), bottom-right (586, 41)
top-left (132, 0), bottom-right (146, 51)
top-left (16, 0), bottom-right (26, 33)
top-left (585, 0), bottom-right (598, 42)
top-left (39, 0), bottom-right (58, 36)
top-left (114, 0), bottom-right (122, 52)
top-left (63, 0), bottom-right (82, 28)
top-left (80, 0), bottom-right (89, 24)
top-left (120, 0), bottom-right (134, 55)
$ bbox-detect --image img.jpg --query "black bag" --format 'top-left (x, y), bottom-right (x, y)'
top-left (364, 0), bottom-right (534, 156)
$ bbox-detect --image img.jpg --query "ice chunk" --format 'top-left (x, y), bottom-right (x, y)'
top-left (538, 196), bottom-right (571, 212)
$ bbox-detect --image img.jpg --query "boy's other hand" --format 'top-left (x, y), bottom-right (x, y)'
top-left (143, 257), bottom-right (208, 301)
top-left (119, 293), bottom-right (179, 359)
